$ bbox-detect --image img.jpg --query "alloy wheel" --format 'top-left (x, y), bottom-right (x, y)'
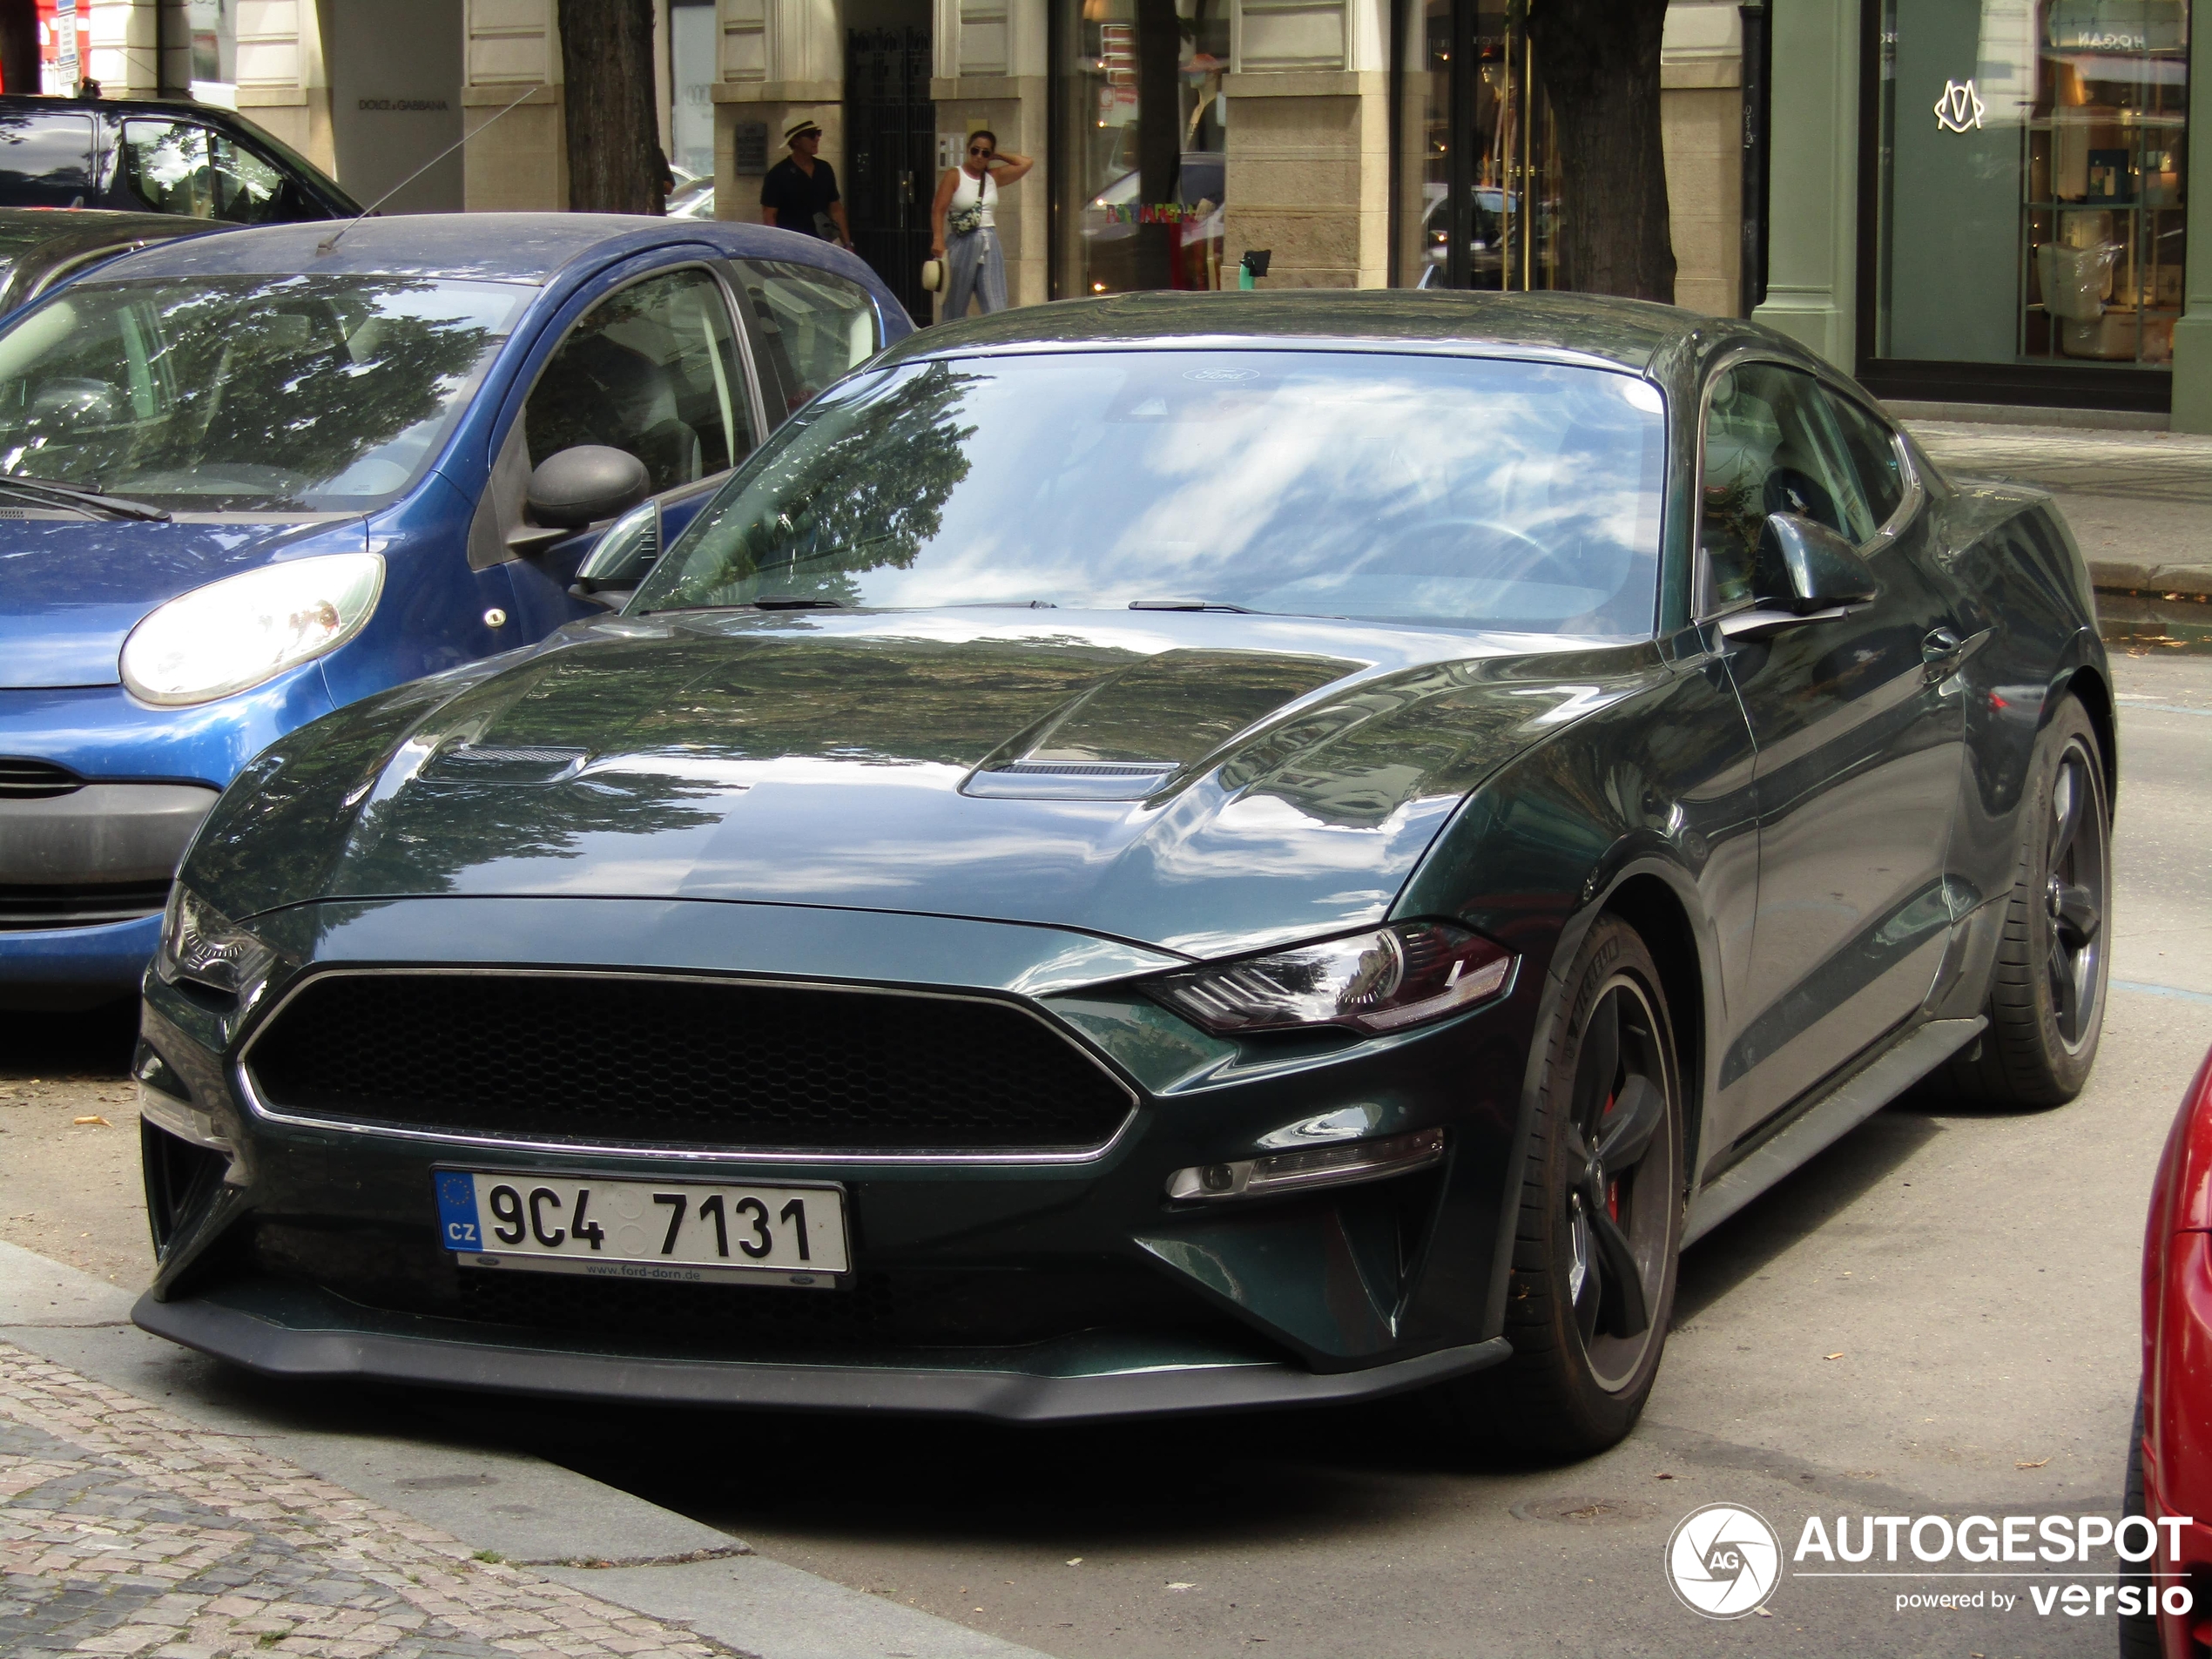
top-left (2043, 738), bottom-right (2107, 1051)
top-left (1560, 974), bottom-right (1676, 1393)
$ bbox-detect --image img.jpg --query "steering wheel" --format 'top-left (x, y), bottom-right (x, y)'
top-left (1405, 517), bottom-right (1587, 590)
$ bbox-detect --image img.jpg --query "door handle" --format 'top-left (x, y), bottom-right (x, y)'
top-left (1922, 624), bottom-right (1986, 682)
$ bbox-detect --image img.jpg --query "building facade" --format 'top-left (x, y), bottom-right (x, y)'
top-left (55, 0), bottom-right (2212, 425)
top-left (1761, 0), bottom-right (2211, 426)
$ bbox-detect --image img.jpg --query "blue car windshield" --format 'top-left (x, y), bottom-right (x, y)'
top-left (0, 274), bottom-right (529, 512)
top-left (635, 348), bottom-right (1667, 636)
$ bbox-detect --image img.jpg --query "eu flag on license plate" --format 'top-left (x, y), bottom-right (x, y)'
top-left (434, 1172), bottom-right (484, 1252)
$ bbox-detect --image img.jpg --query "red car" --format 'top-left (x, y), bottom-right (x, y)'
top-left (2135, 1048), bottom-right (2212, 1656)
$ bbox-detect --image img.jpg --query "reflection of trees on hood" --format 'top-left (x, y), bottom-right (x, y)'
top-left (693, 366), bottom-right (980, 604)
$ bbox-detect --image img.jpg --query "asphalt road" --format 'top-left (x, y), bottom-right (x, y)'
top-left (5, 639), bottom-right (2208, 1659)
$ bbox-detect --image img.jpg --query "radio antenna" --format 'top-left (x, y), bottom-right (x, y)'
top-left (317, 84), bottom-right (538, 257)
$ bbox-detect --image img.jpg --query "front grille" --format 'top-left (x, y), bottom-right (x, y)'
top-left (245, 971), bottom-right (1136, 1153)
top-left (0, 880), bottom-right (170, 930)
top-left (245, 1220), bottom-right (1266, 1357)
top-left (0, 758), bottom-right (83, 799)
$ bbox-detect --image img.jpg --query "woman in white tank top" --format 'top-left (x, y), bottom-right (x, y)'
top-left (930, 130), bottom-right (1032, 320)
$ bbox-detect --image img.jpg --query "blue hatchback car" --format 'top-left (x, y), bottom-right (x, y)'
top-left (0, 213), bottom-right (910, 1008)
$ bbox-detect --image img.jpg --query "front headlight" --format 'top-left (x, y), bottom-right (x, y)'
top-left (1145, 921), bottom-right (1514, 1036)
top-left (121, 553), bottom-right (384, 706)
top-left (155, 885), bottom-right (273, 998)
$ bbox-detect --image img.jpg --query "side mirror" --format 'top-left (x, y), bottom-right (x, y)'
top-left (525, 445), bottom-right (651, 531)
top-left (1760, 513), bottom-right (1880, 611)
top-left (1717, 514), bottom-right (1880, 642)
top-left (570, 499), bottom-right (661, 608)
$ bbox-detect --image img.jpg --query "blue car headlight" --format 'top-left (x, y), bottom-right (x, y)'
top-left (1145, 921), bottom-right (1514, 1036)
top-left (121, 553), bottom-right (384, 706)
top-left (155, 885), bottom-right (275, 1000)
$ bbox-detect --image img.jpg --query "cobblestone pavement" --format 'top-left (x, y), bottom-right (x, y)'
top-left (0, 1341), bottom-right (736, 1658)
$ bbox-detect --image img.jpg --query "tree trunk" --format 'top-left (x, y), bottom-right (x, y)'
top-left (0, 0), bottom-right (40, 98)
top-left (556, 0), bottom-right (665, 215)
top-left (1527, 0), bottom-right (1675, 302)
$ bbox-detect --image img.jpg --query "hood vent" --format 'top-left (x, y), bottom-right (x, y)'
top-left (421, 744), bottom-right (590, 785)
top-left (0, 758), bottom-right (83, 799)
top-left (967, 758), bottom-right (1179, 800)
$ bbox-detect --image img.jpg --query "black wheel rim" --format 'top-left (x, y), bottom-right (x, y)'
top-left (2044, 739), bottom-right (2107, 1051)
top-left (1561, 974), bottom-right (1676, 1393)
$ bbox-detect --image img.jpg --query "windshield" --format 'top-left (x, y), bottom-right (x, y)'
top-left (0, 274), bottom-right (528, 512)
top-left (633, 349), bottom-right (1667, 635)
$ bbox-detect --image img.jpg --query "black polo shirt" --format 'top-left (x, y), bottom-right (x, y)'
top-left (759, 156), bottom-right (840, 238)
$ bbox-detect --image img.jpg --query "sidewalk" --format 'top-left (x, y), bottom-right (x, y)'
top-left (0, 1245), bottom-right (1044, 1659)
top-left (0, 1339), bottom-right (735, 1659)
top-left (1905, 420), bottom-right (2212, 599)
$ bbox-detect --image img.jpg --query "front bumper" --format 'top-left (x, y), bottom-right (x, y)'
top-left (133, 1279), bottom-right (1508, 1421)
top-left (135, 895), bottom-right (1540, 1413)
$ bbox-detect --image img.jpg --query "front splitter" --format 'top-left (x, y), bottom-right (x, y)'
top-left (133, 1286), bottom-right (1509, 1424)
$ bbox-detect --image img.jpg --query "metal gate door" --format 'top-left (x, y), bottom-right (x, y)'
top-left (845, 27), bottom-right (934, 318)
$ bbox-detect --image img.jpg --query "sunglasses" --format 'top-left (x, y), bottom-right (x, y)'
top-left (968, 145), bottom-right (994, 155)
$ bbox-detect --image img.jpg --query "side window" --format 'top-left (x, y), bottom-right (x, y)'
top-left (737, 260), bottom-right (880, 413)
top-left (121, 121), bottom-right (216, 218)
top-left (1699, 363), bottom-right (1874, 610)
top-left (524, 268), bottom-right (757, 494)
top-left (1821, 388), bottom-right (1907, 533)
top-left (0, 114), bottom-right (96, 206)
top-left (207, 134), bottom-right (287, 224)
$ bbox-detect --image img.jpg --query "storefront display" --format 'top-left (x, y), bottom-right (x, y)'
top-left (1870, 0), bottom-right (2187, 391)
top-left (1387, 0), bottom-right (1559, 289)
top-left (1049, 0), bottom-right (1229, 295)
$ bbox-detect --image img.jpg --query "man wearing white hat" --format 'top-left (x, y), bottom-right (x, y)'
top-left (759, 120), bottom-right (853, 249)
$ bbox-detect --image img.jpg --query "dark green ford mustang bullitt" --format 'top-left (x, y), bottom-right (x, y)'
top-left (132, 292), bottom-right (2112, 1459)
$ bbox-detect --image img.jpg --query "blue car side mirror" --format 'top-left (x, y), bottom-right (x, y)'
top-left (525, 445), bottom-right (651, 531)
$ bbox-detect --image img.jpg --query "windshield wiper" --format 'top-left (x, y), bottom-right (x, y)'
top-left (0, 475), bottom-right (172, 523)
top-left (1129, 597), bottom-right (1258, 613)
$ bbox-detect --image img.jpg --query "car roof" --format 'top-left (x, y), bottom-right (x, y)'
top-left (93, 212), bottom-right (891, 289)
top-left (0, 206), bottom-right (218, 248)
top-left (883, 289), bottom-right (1729, 377)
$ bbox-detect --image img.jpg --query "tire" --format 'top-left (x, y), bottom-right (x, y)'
top-left (1941, 694), bottom-right (2111, 1108)
top-left (1432, 914), bottom-right (1686, 1463)
top-left (2121, 1390), bottom-right (2161, 1659)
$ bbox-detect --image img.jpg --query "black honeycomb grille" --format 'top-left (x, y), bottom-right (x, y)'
top-left (245, 972), bottom-right (1134, 1152)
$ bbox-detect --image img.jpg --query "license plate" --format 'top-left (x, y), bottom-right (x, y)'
top-left (434, 1170), bottom-right (848, 1287)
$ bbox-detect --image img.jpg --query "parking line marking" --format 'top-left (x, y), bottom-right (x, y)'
top-left (2114, 979), bottom-right (2212, 1006)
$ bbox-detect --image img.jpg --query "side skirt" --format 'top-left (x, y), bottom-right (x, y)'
top-left (1683, 1015), bottom-right (1986, 1246)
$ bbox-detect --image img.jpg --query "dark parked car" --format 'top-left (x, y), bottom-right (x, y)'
top-left (132, 292), bottom-right (2112, 1458)
top-left (0, 95), bottom-right (359, 222)
top-left (0, 205), bottom-right (230, 318)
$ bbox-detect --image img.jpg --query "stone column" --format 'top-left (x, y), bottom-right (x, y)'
top-left (1749, 0), bottom-right (1857, 365)
top-left (2171, 0), bottom-right (2212, 430)
top-left (714, 0), bottom-right (843, 230)
top-left (463, 0), bottom-right (566, 211)
top-left (1223, 0), bottom-right (1389, 288)
top-left (930, 0), bottom-right (1048, 309)
top-left (85, 0), bottom-right (158, 97)
top-left (1659, 0), bottom-right (1743, 317)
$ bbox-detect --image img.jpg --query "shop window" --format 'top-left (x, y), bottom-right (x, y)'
top-left (1873, 0), bottom-right (2186, 374)
top-left (1051, 0), bottom-right (1230, 294)
top-left (526, 269), bottom-right (754, 493)
top-left (1388, 0), bottom-right (1559, 288)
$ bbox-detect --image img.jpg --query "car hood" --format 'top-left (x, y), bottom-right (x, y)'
top-left (0, 516), bottom-right (365, 689)
top-left (190, 610), bottom-right (1664, 959)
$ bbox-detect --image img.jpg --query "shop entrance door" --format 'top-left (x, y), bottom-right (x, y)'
top-left (845, 26), bottom-right (934, 319)
top-left (1393, 0), bottom-right (1559, 289)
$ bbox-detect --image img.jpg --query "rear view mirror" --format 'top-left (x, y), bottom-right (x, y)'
top-left (525, 445), bottom-right (650, 530)
top-left (1759, 513), bottom-right (1880, 612)
top-left (29, 376), bottom-right (126, 432)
